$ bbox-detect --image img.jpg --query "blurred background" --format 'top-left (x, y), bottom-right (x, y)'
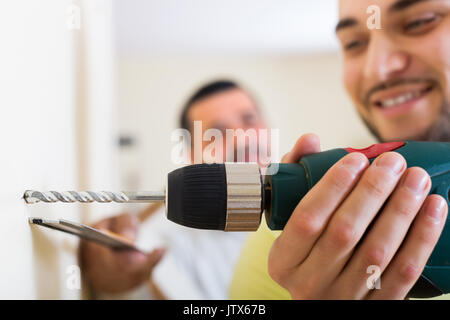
top-left (0, 0), bottom-right (375, 298)
top-left (115, 0), bottom-right (375, 192)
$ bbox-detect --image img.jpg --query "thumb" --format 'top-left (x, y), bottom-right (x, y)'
top-left (146, 248), bottom-right (166, 270)
top-left (281, 133), bottom-right (321, 163)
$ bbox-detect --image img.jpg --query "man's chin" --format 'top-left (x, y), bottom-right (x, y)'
top-left (360, 105), bottom-right (450, 143)
top-left (410, 106), bottom-right (450, 142)
top-left (378, 128), bottom-right (449, 143)
top-left (382, 127), bottom-right (434, 142)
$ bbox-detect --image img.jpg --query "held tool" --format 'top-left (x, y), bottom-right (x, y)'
top-left (24, 141), bottom-right (450, 297)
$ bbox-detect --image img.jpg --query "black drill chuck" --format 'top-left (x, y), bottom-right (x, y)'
top-left (166, 163), bottom-right (264, 231)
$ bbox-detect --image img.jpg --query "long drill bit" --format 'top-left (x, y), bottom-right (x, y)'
top-left (23, 190), bottom-right (165, 204)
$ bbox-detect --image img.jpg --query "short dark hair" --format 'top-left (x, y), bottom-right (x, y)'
top-left (179, 80), bottom-right (239, 131)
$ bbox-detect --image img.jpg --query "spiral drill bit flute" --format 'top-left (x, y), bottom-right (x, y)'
top-left (23, 190), bottom-right (165, 204)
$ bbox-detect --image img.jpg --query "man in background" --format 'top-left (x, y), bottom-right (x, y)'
top-left (80, 80), bottom-right (270, 299)
top-left (230, 0), bottom-right (449, 299)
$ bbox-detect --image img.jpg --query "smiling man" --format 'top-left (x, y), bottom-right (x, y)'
top-left (338, 0), bottom-right (450, 142)
top-left (229, 0), bottom-right (449, 300)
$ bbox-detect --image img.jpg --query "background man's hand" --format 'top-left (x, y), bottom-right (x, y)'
top-left (268, 134), bottom-right (448, 299)
top-left (79, 213), bottom-right (165, 294)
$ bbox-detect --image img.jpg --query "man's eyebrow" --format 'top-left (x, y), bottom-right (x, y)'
top-left (389, 0), bottom-right (433, 12)
top-left (335, 18), bottom-right (359, 33)
top-left (335, 0), bottom-right (439, 33)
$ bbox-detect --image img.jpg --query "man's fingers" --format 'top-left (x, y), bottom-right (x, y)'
top-left (123, 248), bottom-right (166, 274)
top-left (79, 213), bottom-right (162, 294)
top-left (111, 213), bottom-right (139, 241)
top-left (369, 195), bottom-right (448, 300)
top-left (269, 152), bottom-right (368, 284)
top-left (281, 133), bottom-right (321, 163)
top-left (92, 218), bottom-right (111, 230)
top-left (80, 234), bottom-right (111, 269)
top-left (147, 248), bottom-right (166, 270)
top-left (130, 248), bottom-right (167, 284)
top-left (302, 152), bottom-right (406, 290)
top-left (96, 247), bottom-right (166, 291)
top-left (334, 167), bottom-right (431, 299)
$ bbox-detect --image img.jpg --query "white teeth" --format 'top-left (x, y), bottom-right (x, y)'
top-left (384, 99), bottom-right (395, 107)
top-left (379, 91), bottom-right (421, 108)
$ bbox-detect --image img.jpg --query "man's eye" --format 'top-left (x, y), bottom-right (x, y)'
top-left (344, 40), bottom-right (365, 51)
top-left (404, 15), bottom-right (440, 34)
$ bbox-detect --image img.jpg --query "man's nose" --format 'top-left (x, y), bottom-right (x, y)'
top-left (363, 33), bottom-right (411, 82)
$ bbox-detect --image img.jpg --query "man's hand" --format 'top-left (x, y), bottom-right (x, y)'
top-left (268, 134), bottom-right (448, 299)
top-left (79, 213), bottom-right (165, 294)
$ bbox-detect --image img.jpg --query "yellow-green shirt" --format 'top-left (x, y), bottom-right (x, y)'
top-left (229, 222), bottom-right (449, 300)
top-left (229, 222), bottom-right (290, 300)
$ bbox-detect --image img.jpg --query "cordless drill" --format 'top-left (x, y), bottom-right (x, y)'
top-left (165, 141), bottom-right (450, 298)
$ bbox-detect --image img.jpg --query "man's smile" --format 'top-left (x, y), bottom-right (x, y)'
top-left (367, 81), bottom-right (437, 118)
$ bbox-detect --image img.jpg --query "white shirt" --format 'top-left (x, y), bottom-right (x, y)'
top-left (102, 207), bottom-right (249, 299)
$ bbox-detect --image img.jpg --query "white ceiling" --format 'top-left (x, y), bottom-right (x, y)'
top-left (113, 0), bottom-right (340, 55)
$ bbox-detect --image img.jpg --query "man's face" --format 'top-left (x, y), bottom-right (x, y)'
top-left (187, 88), bottom-right (268, 162)
top-left (337, 0), bottom-right (450, 142)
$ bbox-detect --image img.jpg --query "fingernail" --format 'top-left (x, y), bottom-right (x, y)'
top-left (342, 153), bottom-right (368, 173)
top-left (427, 197), bottom-right (446, 223)
top-left (402, 169), bottom-right (429, 194)
top-left (375, 152), bottom-right (405, 174)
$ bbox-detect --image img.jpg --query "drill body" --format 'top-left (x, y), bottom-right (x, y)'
top-left (265, 140), bottom-right (450, 297)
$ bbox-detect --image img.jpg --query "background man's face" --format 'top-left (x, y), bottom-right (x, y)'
top-left (337, 0), bottom-right (450, 142)
top-left (187, 88), bottom-right (268, 162)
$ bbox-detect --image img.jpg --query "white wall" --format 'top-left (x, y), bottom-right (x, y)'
top-left (116, 53), bottom-right (376, 192)
top-left (0, 0), bottom-right (80, 299)
top-left (0, 0), bottom-right (118, 299)
top-left (78, 0), bottom-right (121, 224)
top-left (113, 0), bottom-right (339, 55)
